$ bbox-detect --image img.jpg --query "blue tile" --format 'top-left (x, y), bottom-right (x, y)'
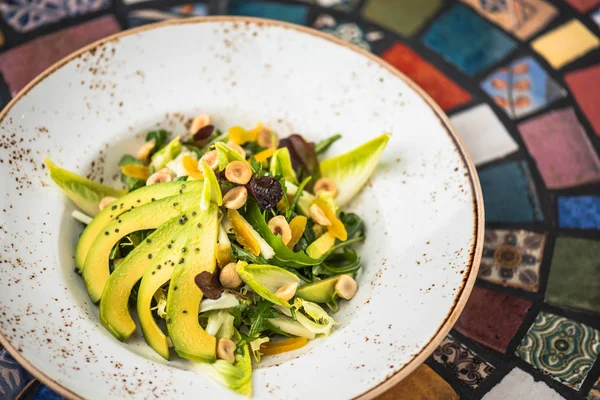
top-left (127, 4), bottom-right (208, 28)
top-left (33, 385), bottom-right (65, 400)
top-left (558, 196), bottom-right (600, 229)
top-left (479, 161), bottom-right (543, 223)
top-left (421, 4), bottom-right (517, 76)
top-left (0, 349), bottom-right (32, 400)
top-left (228, 1), bottom-right (309, 25)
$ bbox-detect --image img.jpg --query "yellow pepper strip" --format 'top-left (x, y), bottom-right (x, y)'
top-left (260, 337), bottom-right (308, 356)
top-left (120, 164), bottom-right (149, 180)
top-left (253, 147), bottom-right (276, 164)
top-left (228, 209), bottom-right (261, 256)
top-left (287, 216), bottom-right (307, 249)
top-left (312, 198), bottom-right (347, 241)
top-left (182, 155), bottom-right (203, 179)
top-left (246, 123), bottom-right (263, 142)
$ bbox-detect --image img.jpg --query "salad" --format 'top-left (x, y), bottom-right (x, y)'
top-left (45, 115), bottom-right (389, 396)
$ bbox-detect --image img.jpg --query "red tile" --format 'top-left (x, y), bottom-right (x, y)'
top-left (381, 42), bottom-right (471, 111)
top-left (0, 15), bottom-right (121, 95)
top-left (563, 0), bottom-right (600, 12)
top-left (454, 286), bottom-right (532, 353)
top-left (565, 64), bottom-right (600, 137)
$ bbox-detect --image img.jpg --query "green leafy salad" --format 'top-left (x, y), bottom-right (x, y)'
top-left (45, 115), bottom-right (389, 396)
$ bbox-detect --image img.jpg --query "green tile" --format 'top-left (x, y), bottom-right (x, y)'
top-left (546, 237), bottom-right (600, 315)
top-left (516, 311), bottom-right (600, 389)
top-left (361, 0), bottom-right (442, 37)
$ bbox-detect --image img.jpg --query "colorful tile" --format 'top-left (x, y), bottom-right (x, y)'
top-left (558, 196), bottom-right (600, 230)
top-left (128, 4), bottom-right (208, 28)
top-left (361, 0), bottom-right (442, 38)
top-left (228, 1), bottom-right (309, 26)
top-left (460, 0), bottom-right (557, 40)
top-left (455, 287), bottom-right (532, 353)
top-left (0, 0), bottom-right (110, 33)
top-left (380, 42), bottom-right (471, 111)
top-left (532, 20), bottom-right (600, 69)
top-left (589, 377), bottom-right (600, 400)
top-left (313, 14), bottom-right (383, 51)
top-left (421, 4), bottom-right (517, 76)
top-left (518, 108), bottom-right (600, 189)
top-left (0, 15), bottom-right (120, 95)
top-left (482, 368), bottom-right (565, 400)
top-left (546, 237), bottom-right (600, 315)
top-left (479, 161), bottom-right (543, 223)
top-left (565, 64), bottom-right (600, 137)
top-left (297, 0), bottom-right (359, 11)
top-left (450, 104), bottom-right (518, 166)
top-left (479, 229), bottom-right (546, 292)
top-left (377, 364), bottom-right (459, 400)
top-left (432, 335), bottom-right (496, 388)
top-left (516, 311), bottom-right (600, 389)
top-left (564, 0), bottom-right (600, 12)
top-left (0, 349), bottom-right (32, 399)
top-left (481, 56), bottom-right (566, 119)
top-left (32, 384), bottom-right (65, 400)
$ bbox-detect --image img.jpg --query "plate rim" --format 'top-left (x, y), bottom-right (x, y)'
top-left (0, 16), bottom-right (484, 400)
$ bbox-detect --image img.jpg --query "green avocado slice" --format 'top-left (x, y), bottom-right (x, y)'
top-left (82, 191), bottom-right (201, 303)
top-left (167, 202), bottom-right (219, 363)
top-left (296, 275), bottom-right (348, 303)
top-left (99, 208), bottom-right (197, 343)
top-left (75, 180), bottom-right (203, 271)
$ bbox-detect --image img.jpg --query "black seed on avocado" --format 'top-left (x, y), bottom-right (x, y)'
top-left (179, 215), bottom-right (188, 224)
top-left (151, 198), bottom-right (155, 202)
top-left (182, 310), bottom-right (188, 314)
top-left (179, 258), bottom-right (184, 264)
top-left (192, 211), bottom-right (197, 216)
top-left (166, 318), bottom-right (171, 324)
top-left (195, 248), bottom-right (199, 252)
top-left (111, 205), bottom-right (117, 210)
top-left (197, 223), bottom-right (202, 228)
top-left (152, 271), bottom-right (155, 275)
top-left (171, 261), bottom-right (175, 266)
top-left (179, 189), bottom-right (183, 194)
top-left (137, 199), bottom-right (141, 203)
top-left (148, 254), bottom-right (152, 259)
top-left (171, 240), bottom-right (175, 243)
top-left (181, 248), bottom-right (187, 253)
top-left (174, 286), bottom-right (178, 291)
top-left (109, 215), bottom-right (113, 218)
top-left (115, 229), bottom-right (119, 233)
top-left (167, 244), bottom-right (172, 249)
top-left (117, 219), bottom-right (121, 223)
top-left (120, 203), bottom-right (124, 209)
top-left (173, 202), bottom-right (179, 206)
top-left (104, 231), bottom-right (109, 236)
top-left (157, 265), bottom-right (161, 270)
top-left (146, 239), bottom-right (151, 243)
top-left (182, 184), bottom-right (187, 189)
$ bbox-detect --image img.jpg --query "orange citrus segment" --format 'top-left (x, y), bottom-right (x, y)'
top-left (182, 156), bottom-right (203, 179)
top-left (287, 216), bottom-right (307, 249)
top-left (120, 164), bottom-right (149, 180)
top-left (260, 337), bottom-right (308, 356)
top-left (312, 198), bottom-right (347, 241)
top-left (246, 123), bottom-right (263, 142)
top-left (228, 209), bottom-right (261, 256)
top-left (227, 126), bottom-right (248, 145)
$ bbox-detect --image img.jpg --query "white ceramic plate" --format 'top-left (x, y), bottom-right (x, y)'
top-left (0, 17), bottom-right (483, 400)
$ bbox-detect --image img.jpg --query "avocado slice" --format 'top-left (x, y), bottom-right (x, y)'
top-left (306, 232), bottom-right (336, 259)
top-left (75, 180), bottom-right (203, 271)
top-left (296, 275), bottom-right (348, 304)
top-left (82, 191), bottom-right (201, 303)
top-left (167, 202), bottom-right (219, 363)
top-left (99, 207), bottom-right (197, 343)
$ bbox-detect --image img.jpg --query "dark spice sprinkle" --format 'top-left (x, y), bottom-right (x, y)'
top-left (111, 205), bottom-right (117, 210)
top-left (179, 258), bottom-right (184, 264)
top-left (148, 254), bottom-right (152, 259)
top-left (104, 231), bottom-right (109, 236)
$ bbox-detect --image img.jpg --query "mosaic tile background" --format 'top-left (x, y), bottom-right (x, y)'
top-left (0, 0), bottom-right (599, 399)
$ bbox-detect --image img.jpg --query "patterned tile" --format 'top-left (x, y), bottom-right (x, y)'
top-left (478, 161), bottom-right (543, 223)
top-left (450, 103), bottom-right (518, 166)
top-left (479, 229), bottom-right (546, 292)
top-left (460, 0), bottom-right (557, 40)
top-left (482, 368), bottom-right (565, 400)
top-left (0, 349), bottom-right (32, 399)
top-left (593, 8), bottom-right (600, 27)
top-left (558, 196), bottom-right (600, 229)
top-left (518, 108), bottom-right (600, 189)
top-left (432, 335), bottom-right (496, 388)
top-left (228, 1), bottom-right (309, 25)
top-left (532, 19), bottom-right (600, 69)
top-left (481, 56), bottom-right (566, 120)
top-left (127, 4), bottom-right (208, 28)
top-left (297, 0), bottom-right (359, 11)
top-left (0, 0), bottom-right (110, 33)
top-left (32, 384), bottom-right (65, 399)
top-left (313, 14), bottom-right (384, 52)
top-left (565, 64), bottom-right (600, 137)
top-left (380, 42), bottom-right (471, 112)
top-left (0, 15), bottom-right (120, 95)
top-left (546, 237), bottom-right (600, 315)
top-left (516, 312), bottom-right (600, 389)
top-left (421, 4), bottom-right (517, 76)
top-left (361, 0), bottom-right (442, 38)
top-left (589, 377), bottom-right (600, 400)
top-left (455, 286), bottom-right (532, 353)
top-left (564, 0), bottom-right (600, 12)
top-left (377, 364), bottom-right (459, 400)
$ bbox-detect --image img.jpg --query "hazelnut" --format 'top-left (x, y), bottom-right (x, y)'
top-left (225, 161), bottom-right (252, 185)
top-left (216, 338), bottom-right (236, 363)
top-left (200, 150), bottom-right (219, 171)
top-left (146, 171), bottom-right (173, 186)
top-left (335, 275), bottom-right (357, 300)
top-left (99, 196), bottom-right (117, 211)
top-left (189, 114), bottom-right (211, 136)
top-left (222, 186), bottom-right (248, 210)
top-left (219, 262), bottom-right (243, 289)
top-left (309, 204), bottom-right (331, 226)
top-left (267, 216), bottom-right (292, 245)
top-left (137, 140), bottom-right (156, 162)
top-left (274, 282), bottom-right (298, 302)
top-left (227, 141), bottom-right (247, 159)
top-left (257, 129), bottom-right (279, 148)
top-left (313, 177), bottom-right (337, 198)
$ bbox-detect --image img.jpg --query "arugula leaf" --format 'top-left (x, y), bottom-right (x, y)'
top-left (322, 248), bottom-right (361, 274)
top-left (315, 134), bottom-right (341, 155)
top-left (145, 130), bottom-right (168, 155)
top-left (118, 154), bottom-right (145, 191)
top-left (175, 176), bottom-right (189, 182)
top-left (231, 242), bottom-right (268, 265)
top-left (289, 176), bottom-right (311, 215)
top-left (340, 212), bottom-right (365, 239)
